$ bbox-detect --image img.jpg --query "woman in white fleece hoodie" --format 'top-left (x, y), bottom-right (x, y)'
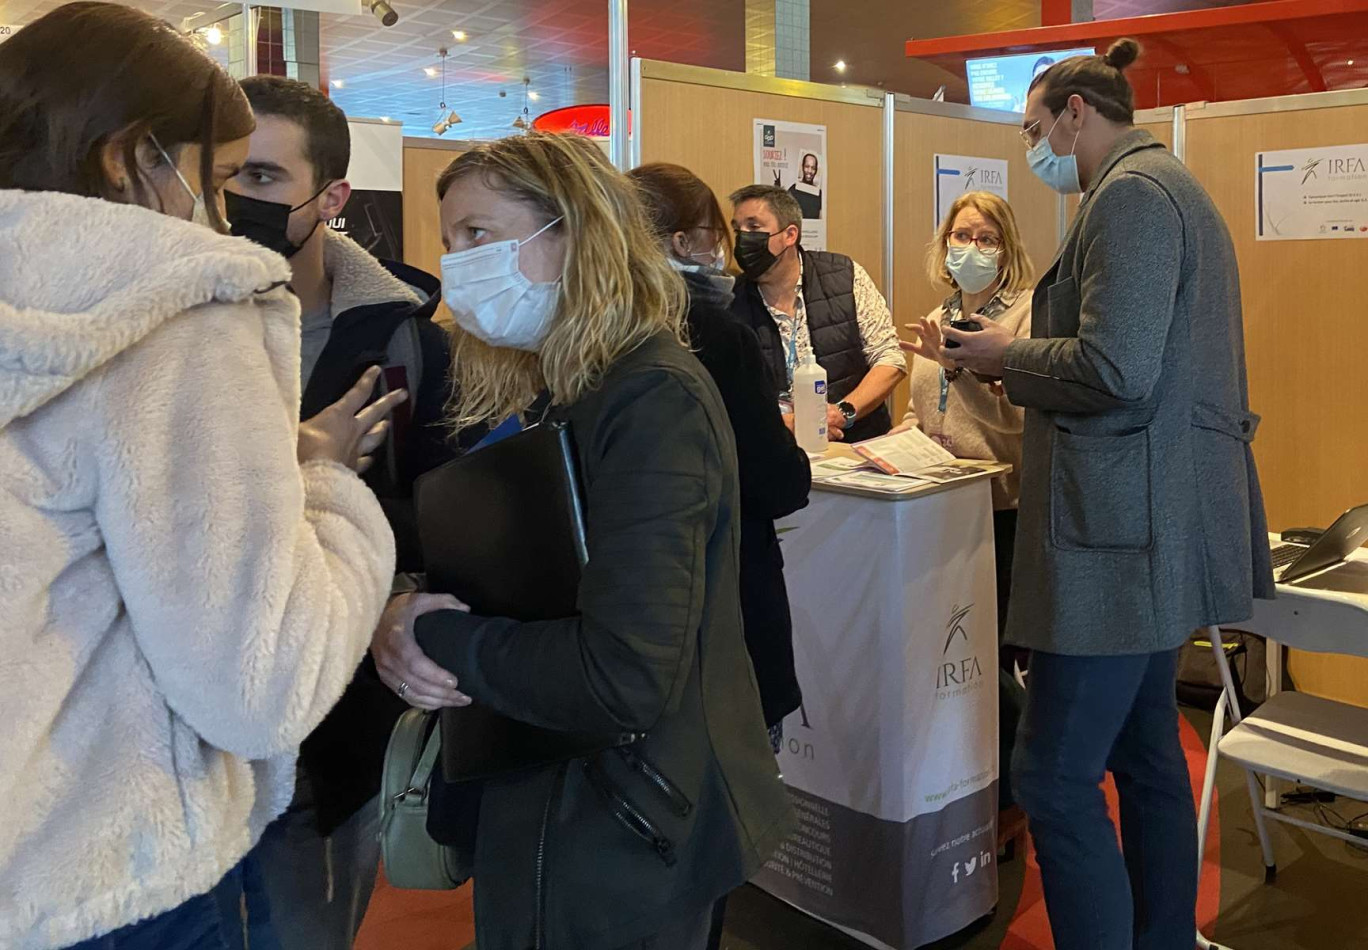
top-left (0, 5), bottom-right (403, 949)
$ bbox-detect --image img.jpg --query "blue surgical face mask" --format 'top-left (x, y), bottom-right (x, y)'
top-left (945, 244), bottom-right (1001, 295)
top-left (1027, 110), bottom-right (1083, 195)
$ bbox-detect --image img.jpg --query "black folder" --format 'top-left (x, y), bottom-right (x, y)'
top-left (414, 420), bottom-right (637, 783)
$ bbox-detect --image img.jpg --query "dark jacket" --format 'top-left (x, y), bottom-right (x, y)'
top-left (416, 332), bottom-right (793, 950)
top-left (1002, 129), bottom-right (1274, 655)
top-left (683, 271), bottom-right (808, 725)
top-left (731, 248), bottom-right (892, 443)
top-left (296, 236), bottom-right (479, 836)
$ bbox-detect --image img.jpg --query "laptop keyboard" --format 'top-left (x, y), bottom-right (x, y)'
top-left (1270, 543), bottom-right (1307, 570)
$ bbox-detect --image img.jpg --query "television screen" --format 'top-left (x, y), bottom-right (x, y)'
top-left (966, 48), bottom-right (1096, 113)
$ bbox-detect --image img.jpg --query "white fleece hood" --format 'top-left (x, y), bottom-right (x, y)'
top-left (0, 189), bottom-right (292, 428)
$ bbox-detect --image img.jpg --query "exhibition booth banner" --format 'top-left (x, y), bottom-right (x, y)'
top-left (755, 483), bottom-right (1000, 950)
top-left (333, 118), bottom-right (405, 260)
top-left (933, 154), bottom-right (1008, 232)
top-left (1256, 142), bottom-right (1368, 241)
top-left (754, 119), bottom-right (828, 250)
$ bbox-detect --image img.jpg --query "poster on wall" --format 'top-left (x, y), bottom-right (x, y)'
top-left (1256, 144), bottom-right (1368, 241)
top-left (754, 119), bottom-right (828, 251)
top-left (332, 118), bottom-right (405, 261)
top-left (933, 155), bottom-right (1008, 232)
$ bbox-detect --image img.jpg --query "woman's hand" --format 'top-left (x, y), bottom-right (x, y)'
top-left (902, 318), bottom-right (958, 372)
top-left (298, 366), bottom-right (408, 474)
top-left (371, 592), bottom-right (473, 710)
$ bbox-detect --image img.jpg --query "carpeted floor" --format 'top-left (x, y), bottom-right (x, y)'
top-left (354, 707), bottom-right (1368, 950)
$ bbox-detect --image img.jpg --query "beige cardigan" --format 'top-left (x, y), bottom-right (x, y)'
top-left (902, 291), bottom-right (1032, 510)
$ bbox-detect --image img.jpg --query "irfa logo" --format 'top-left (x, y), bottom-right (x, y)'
top-left (1302, 158), bottom-right (1323, 184)
top-left (937, 602), bottom-right (983, 694)
top-left (943, 603), bottom-right (972, 653)
top-left (763, 125), bottom-right (776, 148)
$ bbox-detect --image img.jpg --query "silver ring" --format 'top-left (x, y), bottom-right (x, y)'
top-left (397, 680), bottom-right (409, 699)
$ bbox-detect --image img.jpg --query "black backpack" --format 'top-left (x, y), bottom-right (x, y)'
top-left (1176, 628), bottom-right (1277, 718)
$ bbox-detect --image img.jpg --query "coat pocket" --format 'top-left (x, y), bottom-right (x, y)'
top-left (1046, 276), bottom-right (1080, 338)
top-left (1050, 426), bottom-right (1153, 552)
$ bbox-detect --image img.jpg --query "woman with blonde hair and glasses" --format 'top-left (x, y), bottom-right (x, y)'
top-left (401, 133), bottom-right (790, 950)
top-left (898, 190), bottom-right (1034, 804)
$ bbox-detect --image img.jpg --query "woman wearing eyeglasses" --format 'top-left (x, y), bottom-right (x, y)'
top-left (897, 191), bottom-right (1033, 804)
top-left (900, 191), bottom-right (1033, 556)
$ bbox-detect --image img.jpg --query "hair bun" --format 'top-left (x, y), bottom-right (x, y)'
top-left (1104, 38), bottom-right (1141, 71)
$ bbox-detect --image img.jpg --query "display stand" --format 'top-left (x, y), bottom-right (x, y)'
top-left (753, 470), bottom-right (1000, 949)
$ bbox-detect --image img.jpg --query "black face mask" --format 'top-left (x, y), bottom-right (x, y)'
top-left (225, 184), bottom-right (329, 259)
top-left (734, 229), bottom-right (782, 280)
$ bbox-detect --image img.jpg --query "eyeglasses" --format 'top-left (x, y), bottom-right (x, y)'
top-left (1020, 118), bottom-right (1043, 148)
top-left (947, 230), bottom-right (1002, 253)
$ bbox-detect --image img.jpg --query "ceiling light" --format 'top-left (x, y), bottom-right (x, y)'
top-left (1350, 59), bottom-right (1357, 66)
top-left (433, 110), bottom-right (463, 136)
top-left (528, 91), bottom-right (540, 101)
top-left (367, 1), bottom-right (397, 27)
top-left (380, 116), bottom-right (391, 123)
top-left (331, 79), bottom-right (345, 89)
top-left (204, 25), bottom-right (223, 45)
top-left (452, 30), bottom-right (467, 41)
top-left (834, 60), bottom-right (847, 73)
top-left (512, 115), bottom-right (529, 130)
top-left (424, 66), bottom-right (438, 78)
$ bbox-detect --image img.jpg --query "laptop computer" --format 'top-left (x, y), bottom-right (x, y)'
top-left (1269, 502), bottom-right (1368, 583)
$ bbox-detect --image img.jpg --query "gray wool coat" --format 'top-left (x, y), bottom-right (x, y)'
top-left (1002, 129), bottom-right (1276, 656)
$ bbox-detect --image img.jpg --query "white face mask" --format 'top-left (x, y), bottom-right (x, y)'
top-left (441, 217), bottom-right (563, 352)
top-left (151, 134), bottom-right (216, 229)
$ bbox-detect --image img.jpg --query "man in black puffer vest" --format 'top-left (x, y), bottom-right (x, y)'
top-left (728, 185), bottom-right (906, 444)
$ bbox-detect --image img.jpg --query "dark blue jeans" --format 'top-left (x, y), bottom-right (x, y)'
top-left (1011, 648), bottom-right (1197, 950)
top-left (63, 854), bottom-right (279, 950)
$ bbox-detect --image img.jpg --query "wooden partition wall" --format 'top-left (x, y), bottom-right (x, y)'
top-left (1181, 92), bottom-right (1368, 705)
top-left (401, 140), bottom-right (467, 326)
top-left (637, 62), bottom-right (886, 289)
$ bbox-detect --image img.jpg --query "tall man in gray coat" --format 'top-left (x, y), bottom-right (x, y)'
top-left (946, 40), bottom-right (1275, 950)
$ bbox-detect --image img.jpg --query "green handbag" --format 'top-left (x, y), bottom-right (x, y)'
top-left (379, 709), bottom-right (470, 890)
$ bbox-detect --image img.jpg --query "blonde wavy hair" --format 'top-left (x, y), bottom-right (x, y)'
top-left (926, 191), bottom-right (1034, 296)
top-left (436, 132), bottom-right (688, 428)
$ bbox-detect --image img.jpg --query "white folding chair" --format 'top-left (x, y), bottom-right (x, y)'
top-left (1195, 622), bottom-right (1368, 950)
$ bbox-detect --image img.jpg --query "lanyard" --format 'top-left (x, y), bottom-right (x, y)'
top-left (939, 366), bottom-right (950, 414)
top-left (784, 315), bottom-right (800, 390)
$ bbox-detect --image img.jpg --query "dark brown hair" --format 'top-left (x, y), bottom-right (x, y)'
top-left (728, 183), bottom-right (803, 233)
top-left (240, 75), bottom-right (350, 186)
top-left (627, 163), bottom-right (730, 253)
top-left (1028, 38), bottom-right (1141, 125)
top-left (0, 2), bottom-right (254, 231)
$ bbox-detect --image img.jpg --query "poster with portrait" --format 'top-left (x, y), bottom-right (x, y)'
top-left (933, 155), bottom-right (1009, 233)
top-left (1256, 144), bottom-right (1368, 241)
top-left (754, 119), bottom-right (828, 251)
top-left (330, 117), bottom-right (405, 261)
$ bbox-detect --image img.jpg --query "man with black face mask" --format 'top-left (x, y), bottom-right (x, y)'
top-left (729, 184), bottom-right (905, 443)
top-left (227, 75), bottom-right (478, 950)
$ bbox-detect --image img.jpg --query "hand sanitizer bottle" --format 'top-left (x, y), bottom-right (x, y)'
top-left (792, 354), bottom-right (829, 455)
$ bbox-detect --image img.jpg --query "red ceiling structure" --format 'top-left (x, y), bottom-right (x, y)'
top-left (904, 0), bottom-right (1368, 109)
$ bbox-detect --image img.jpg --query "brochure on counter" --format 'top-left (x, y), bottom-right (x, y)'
top-left (808, 432), bottom-right (1004, 496)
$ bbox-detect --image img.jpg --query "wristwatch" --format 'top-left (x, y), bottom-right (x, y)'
top-left (837, 401), bottom-right (858, 430)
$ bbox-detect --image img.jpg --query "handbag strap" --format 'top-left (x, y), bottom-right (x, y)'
top-left (412, 719), bottom-right (442, 791)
